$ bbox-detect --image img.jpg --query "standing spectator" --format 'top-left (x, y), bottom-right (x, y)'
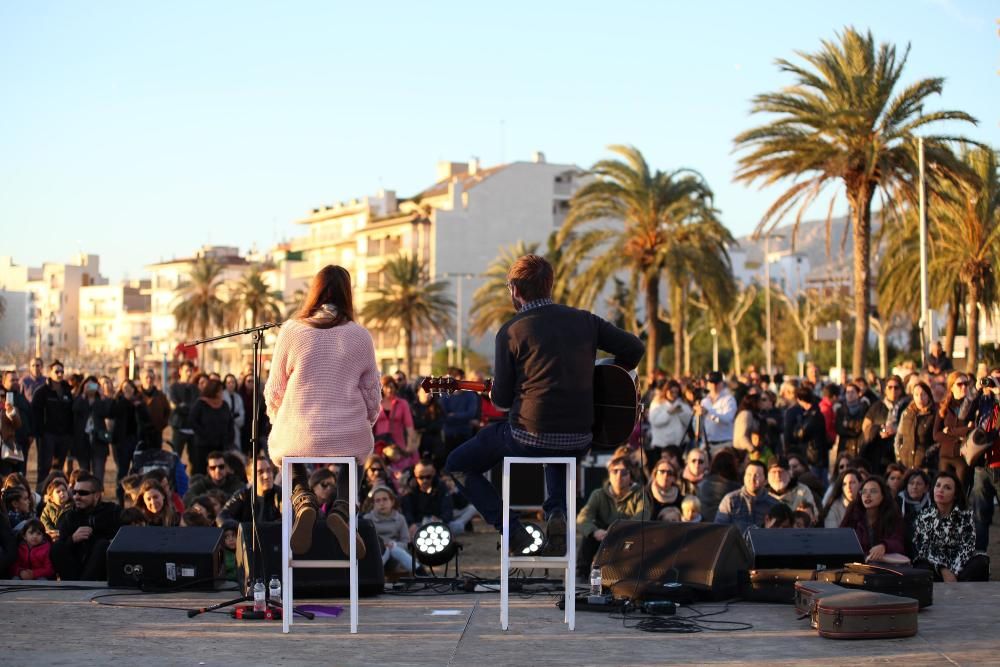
top-left (912, 470), bottom-right (987, 581)
top-left (862, 375), bottom-right (907, 476)
top-left (2, 371), bottom-right (33, 476)
top-left (696, 449), bottom-right (741, 522)
top-left (758, 391), bottom-right (783, 457)
top-left (71, 376), bottom-right (111, 483)
top-left (374, 376), bottom-right (417, 472)
top-left (393, 370), bottom-right (417, 407)
top-left (695, 371), bottom-right (737, 455)
top-left (648, 380), bottom-right (693, 458)
top-left (137, 479), bottom-right (178, 526)
top-left (818, 384), bottom-right (838, 449)
top-left (805, 363), bottom-right (825, 396)
top-left (966, 376), bottom-right (1000, 552)
top-left (439, 368), bottom-right (479, 456)
top-left (840, 476), bottom-right (906, 563)
top-left (109, 380), bottom-right (151, 494)
top-left (188, 379), bottom-right (234, 476)
top-left (222, 374), bottom-right (245, 451)
top-left (1, 389), bottom-right (25, 478)
top-left (576, 455), bottom-right (650, 573)
top-left (821, 468), bottom-right (862, 528)
top-left (835, 382), bottom-right (866, 458)
top-left (926, 340), bottom-right (953, 375)
top-left (237, 373), bottom-right (256, 456)
top-left (183, 451), bottom-right (243, 505)
top-left (139, 368), bottom-right (171, 450)
top-left (51, 472), bottom-right (120, 581)
top-left (895, 382), bottom-right (937, 470)
top-left (933, 371), bottom-right (973, 488)
top-left (788, 387), bottom-right (828, 483)
top-left (30, 360), bottom-right (75, 491)
top-left (401, 460), bottom-right (454, 539)
top-left (167, 361), bottom-right (199, 461)
top-left (714, 460), bottom-right (777, 535)
top-left (20, 357), bottom-right (46, 403)
top-left (731, 391), bottom-right (761, 455)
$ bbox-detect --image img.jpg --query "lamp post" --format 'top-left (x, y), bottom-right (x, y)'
top-left (917, 137), bottom-right (933, 365)
top-left (710, 327), bottom-right (719, 372)
top-left (441, 272), bottom-right (478, 371)
top-left (446, 339), bottom-right (454, 369)
top-left (763, 232), bottom-right (785, 377)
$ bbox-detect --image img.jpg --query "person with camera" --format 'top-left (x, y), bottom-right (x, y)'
top-left (933, 371), bottom-right (974, 487)
top-left (961, 373), bottom-right (1000, 551)
top-left (861, 375), bottom-right (907, 477)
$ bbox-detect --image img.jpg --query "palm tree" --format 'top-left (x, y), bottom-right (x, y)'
top-left (734, 26), bottom-right (977, 378)
top-left (283, 287), bottom-right (306, 319)
top-left (360, 254), bottom-right (455, 376)
top-left (928, 146), bottom-right (1000, 371)
top-left (173, 256), bottom-right (229, 339)
top-left (232, 265), bottom-right (283, 327)
top-left (468, 231), bottom-right (602, 338)
top-left (560, 144), bottom-right (732, 377)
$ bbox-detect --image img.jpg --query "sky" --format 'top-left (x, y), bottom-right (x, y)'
top-left (1, 0), bottom-right (998, 281)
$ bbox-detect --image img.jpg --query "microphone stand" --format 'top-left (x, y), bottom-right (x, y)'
top-left (185, 322), bottom-right (313, 621)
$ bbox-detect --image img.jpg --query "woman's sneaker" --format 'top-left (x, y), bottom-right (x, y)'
top-left (327, 500), bottom-right (367, 560)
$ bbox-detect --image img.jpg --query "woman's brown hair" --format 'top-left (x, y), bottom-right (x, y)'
top-left (296, 265), bottom-right (355, 328)
top-left (939, 370), bottom-right (968, 419)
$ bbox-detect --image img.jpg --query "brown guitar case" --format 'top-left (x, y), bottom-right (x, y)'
top-left (793, 580), bottom-right (847, 620)
top-left (813, 590), bottom-right (918, 639)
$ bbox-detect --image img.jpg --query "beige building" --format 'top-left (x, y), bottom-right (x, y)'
top-left (0, 256), bottom-right (40, 356)
top-left (78, 280), bottom-right (151, 357)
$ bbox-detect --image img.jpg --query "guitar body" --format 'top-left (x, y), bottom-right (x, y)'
top-left (421, 363), bottom-right (640, 451)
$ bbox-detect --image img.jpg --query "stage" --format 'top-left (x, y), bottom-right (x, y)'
top-left (1, 580), bottom-right (997, 666)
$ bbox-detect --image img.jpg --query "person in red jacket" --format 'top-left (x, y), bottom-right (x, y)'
top-left (9, 519), bottom-right (55, 580)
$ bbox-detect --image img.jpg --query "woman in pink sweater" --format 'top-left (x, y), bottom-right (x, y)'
top-left (264, 265), bottom-right (381, 556)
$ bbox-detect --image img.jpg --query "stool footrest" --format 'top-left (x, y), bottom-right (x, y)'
top-left (507, 556), bottom-right (572, 565)
top-left (289, 559), bottom-right (352, 568)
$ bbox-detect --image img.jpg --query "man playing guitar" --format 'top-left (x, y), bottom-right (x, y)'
top-left (444, 254), bottom-right (644, 556)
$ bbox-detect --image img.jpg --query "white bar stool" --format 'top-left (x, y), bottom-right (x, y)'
top-left (280, 456), bottom-right (358, 634)
top-left (500, 456), bottom-right (577, 631)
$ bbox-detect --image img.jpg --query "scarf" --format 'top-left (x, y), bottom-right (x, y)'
top-left (898, 490), bottom-right (930, 517)
top-left (306, 303), bottom-right (339, 326)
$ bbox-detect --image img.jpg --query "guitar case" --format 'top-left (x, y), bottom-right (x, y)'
top-left (793, 580), bottom-right (848, 620)
top-left (815, 562), bottom-right (933, 608)
top-left (813, 590), bottom-right (919, 639)
top-left (741, 568), bottom-right (822, 604)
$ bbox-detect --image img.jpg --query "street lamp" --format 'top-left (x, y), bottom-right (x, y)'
top-left (710, 327), bottom-right (719, 372)
top-left (762, 232), bottom-right (786, 377)
top-left (446, 339), bottom-right (455, 369)
top-left (441, 272), bottom-right (478, 371)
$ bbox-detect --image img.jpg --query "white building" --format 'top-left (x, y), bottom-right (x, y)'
top-left (0, 256), bottom-right (38, 356)
top-left (79, 280), bottom-right (151, 357)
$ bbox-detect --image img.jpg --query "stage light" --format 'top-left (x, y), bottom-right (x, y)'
top-left (413, 522), bottom-right (459, 568)
top-left (517, 522), bottom-right (546, 556)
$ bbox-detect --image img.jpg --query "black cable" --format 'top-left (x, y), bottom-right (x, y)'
top-left (609, 601), bottom-right (754, 634)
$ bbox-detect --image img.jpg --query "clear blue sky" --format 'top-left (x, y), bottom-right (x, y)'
top-left (1, 1), bottom-right (997, 281)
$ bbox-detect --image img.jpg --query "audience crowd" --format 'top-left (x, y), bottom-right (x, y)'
top-left (0, 347), bottom-right (995, 586)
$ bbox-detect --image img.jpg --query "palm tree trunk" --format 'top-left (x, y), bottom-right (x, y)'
top-left (966, 281), bottom-right (980, 373)
top-left (404, 328), bottom-right (415, 377)
top-left (644, 274), bottom-right (660, 378)
top-left (850, 188), bottom-right (874, 379)
top-left (729, 325), bottom-right (742, 376)
top-left (671, 282), bottom-right (684, 377)
top-left (943, 285), bottom-right (960, 357)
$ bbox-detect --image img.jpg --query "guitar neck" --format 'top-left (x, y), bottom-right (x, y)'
top-left (450, 380), bottom-right (490, 394)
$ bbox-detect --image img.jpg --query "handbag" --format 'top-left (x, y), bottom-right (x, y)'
top-left (1, 439), bottom-right (24, 464)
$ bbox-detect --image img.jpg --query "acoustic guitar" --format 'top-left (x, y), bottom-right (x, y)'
top-left (420, 362), bottom-right (640, 450)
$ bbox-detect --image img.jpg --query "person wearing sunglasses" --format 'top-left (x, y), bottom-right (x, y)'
top-left (50, 472), bottom-right (120, 581)
top-left (29, 361), bottom-right (75, 492)
top-left (933, 371), bottom-right (974, 488)
top-left (860, 375), bottom-right (907, 477)
top-left (183, 451), bottom-right (242, 505)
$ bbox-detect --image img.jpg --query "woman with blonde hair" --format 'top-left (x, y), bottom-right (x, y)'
top-left (264, 265), bottom-right (380, 557)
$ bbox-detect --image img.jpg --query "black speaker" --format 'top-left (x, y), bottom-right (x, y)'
top-left (489, 460), bottom-right (546, 507)
top-left (592, 521), bottom-right (752, 600)
top-left (238, 519), bottom-right (384, 598)
top-left (107, 526), bottom-right (224, 590)
top-left (746, 528), bottom-right (864, 569)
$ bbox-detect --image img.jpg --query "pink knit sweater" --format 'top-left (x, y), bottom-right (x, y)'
top-left (264, 319), bottom-right (381, 466)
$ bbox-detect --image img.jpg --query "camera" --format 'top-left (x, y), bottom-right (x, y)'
top-left (979, 376), bottom-right (997, 390)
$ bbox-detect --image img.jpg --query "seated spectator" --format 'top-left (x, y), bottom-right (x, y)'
top-left (792, 510), bottom-right (812, 528)
top-left (680, 495), bottom-right (702, 523)
top-left (217, 456), bottom-right (282, 526)
top-left (697, 449), bottom-right (740, 522)
top-left (648, 458), bottom-right (684, 520)
top-left (679, 448), bottom-right (708, 495)
top-left (576, 454), bottom-right (650, 574)
top-left (39, 477), bottom-right (72, 539)
top-left (222, 451), bottom-right (248, 484)
top-left (362, 454), bottom-right (393, 500)
top-left (4, 487), bottom-right (33, 530)
top-left (440, 471), bottom-right (479, 533)
top-left (764, 503), bottom-right (794, 529)
top-left (138, 479), bottom-right (178, 526)
top-left (821, 469), bottom-right (861, 528)
top-left (120, 474), bottom-right (142, 508)
top-left (885, 463), bottom-right (907, 499)
top-left (899, 468), bottom-right (931, 518)
top-left (660, 507), bottom-right (682, 522)
top-left (183, 451), bottom-right (244, 506)
top-left (3, 473), bottom-right (39, 517)
top-left (847, 456), bottom-right (872, 480)
top-left (363, 485), bottom-right (418, 575)
top-left (401, 460), bottom-right (454, 539)
top-left (180, 509), bottom-right (212, 527)
top-left (141, 468), bottom-right (184, 515)
top-left (767, 459), bottom-right (818, 521)
top-left (310, 468), bottom-right (337, 515)
top-left (745, 427), bottom-right (776, 469)
top-left (51, 472), bottom-right (120, 580)
top-left (787, 453), bottom-right (823, 504)
top-left (8, 519), bottom-right (55, 580)
top-left (715, 460), bottom-right (777, 535)
top-left (119, 507), bottom-right (146, 527)
top-left (840, 476), bottom-right (907, 563)
top-left (220, 520), bottom-right (239, 581)
top-left (912, 470), bottom-right (988, 582)
top-left (187, 495), bottom-right (218, 524)
top-left (612, 444), bottom-right (649, 486)
top-left (661, 445), bottom-right (683, 475)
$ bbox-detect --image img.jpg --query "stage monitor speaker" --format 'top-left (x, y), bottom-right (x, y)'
top-left (592, 521), bottom-right (751, 600)
top-left (107, 526), bottom-right (224, 590)
top-left (238, 519), bottom-right (384, 598)
top-left (746, 528), bottom-right (864, 569)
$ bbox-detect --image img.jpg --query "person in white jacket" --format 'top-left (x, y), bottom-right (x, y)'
top-left (222, 374), bottom-right (246, 451)
top-left (648, 380), bottom-right (693, 452)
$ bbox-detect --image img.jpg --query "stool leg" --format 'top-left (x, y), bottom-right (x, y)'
top-left (282, 460), bottom-right (291, 633)
top-left (349, 461), bottom-right (358, 634)
top-left (567, 460), bottom-right (576, 631)
top-left (501, 458), bottom-right (511, 630)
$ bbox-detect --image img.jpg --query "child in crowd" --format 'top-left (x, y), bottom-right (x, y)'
top-left (119, 507), bottom-right (147, 526)
top-left (221, 520), bottom-right (239, 582)
top-left (4, 488), bottom-right (33, 530)
top-left (180, 509), bottom-right (212, 527)
top-left (9, 519), bottom-right (55, 580)
top-left (40, 478), bottom-right (72, 539)
top-left (680, 495), bottom-right (702, 523)
top-left (363, 485), bottom-right (417, 575)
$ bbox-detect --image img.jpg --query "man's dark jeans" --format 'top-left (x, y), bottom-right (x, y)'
top-left (444, 421), bottom-right (586, 531)
top-left (972, 466), bottom-right (999, 551)
top-left (36, 433), bottom-right (72, 492)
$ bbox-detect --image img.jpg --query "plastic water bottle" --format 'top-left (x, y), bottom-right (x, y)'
top-left (268, 575), bottom-right (281, 601)
top-left (589, 566), bottom-right (602, 596)
top-left (253, 578), bottom-right (266, 612)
